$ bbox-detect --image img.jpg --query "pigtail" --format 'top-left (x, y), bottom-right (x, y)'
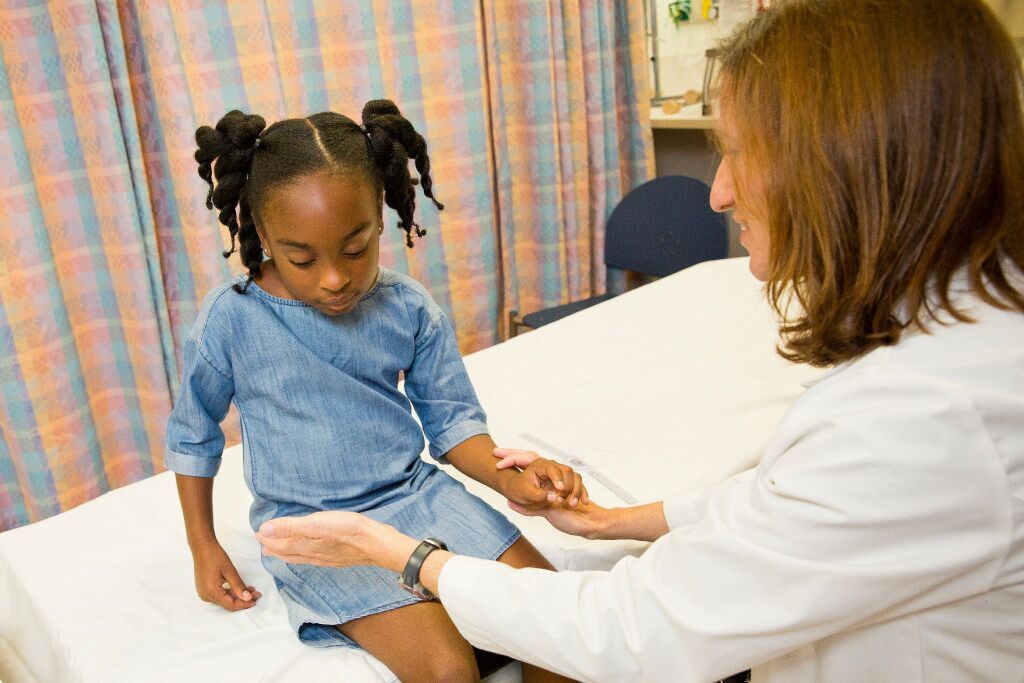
top-left (361, 99), bottom-right (444, 248)
top-left (194, 110), bottom-right (267, 289)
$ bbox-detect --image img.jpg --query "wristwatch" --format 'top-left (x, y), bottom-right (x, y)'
top-left (398, 537), bottom-right (448, 600)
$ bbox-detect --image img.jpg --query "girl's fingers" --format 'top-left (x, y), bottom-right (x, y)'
top-left (559, 465), bottom-right (576, 493)
top-left (567, 472), bottom-right (585, 507)
top-left (543, 462), bottom-right (566, 495)
top-left (224, 566), bottom-right (252, 602)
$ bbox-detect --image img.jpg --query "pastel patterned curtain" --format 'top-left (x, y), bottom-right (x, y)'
top-left (483, 1), bottom-right (654, 320)
top-left (0, 2), bottom-right (175, 529)
top-left (0, 0), bottom-right (651, 530)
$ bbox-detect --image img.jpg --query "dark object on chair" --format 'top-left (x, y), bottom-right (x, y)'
top-left (509, 175), bottom-right (728, 336)
top-left (473, 647), bottom-right (514, 678)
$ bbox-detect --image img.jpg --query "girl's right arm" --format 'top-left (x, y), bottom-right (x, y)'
top-left (175, 473), bottom-right (261, 611)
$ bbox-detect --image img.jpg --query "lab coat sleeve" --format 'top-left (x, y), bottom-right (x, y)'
top-left (662, 468), bottom-right (756, 530)
top-left (438, 369), bottom-right (1012, 682)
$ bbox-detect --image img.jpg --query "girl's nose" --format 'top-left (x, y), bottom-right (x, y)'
top-left (709, 160), bottom-right (735, 214)
top-left (319, 264), bottom-right (349, 293)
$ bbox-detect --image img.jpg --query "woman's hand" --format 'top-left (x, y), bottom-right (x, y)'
top-left (257, 511), bottom-right (419, 574)
top-left (191, 540), bottom-right (262, 611)
top-left (494, 447), bottom-right (590, 508)
top-left (507, 497), bottom-right (612, 540)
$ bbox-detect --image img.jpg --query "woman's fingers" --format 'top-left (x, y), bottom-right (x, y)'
top-left (493, 447), bottom-right (540, 469)
top-left (258, 511), bottom-right (370, 567)
top-left (508, 500), bottom-right (544, 516)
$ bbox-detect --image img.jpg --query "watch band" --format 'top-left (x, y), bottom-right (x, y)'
top-left (399, 537), bottom-right (447, 600)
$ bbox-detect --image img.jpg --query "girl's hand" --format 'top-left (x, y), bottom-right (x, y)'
top-left (192, 541), bottom-right (262, 611)
top-left (494, 447), bottom-right (591, 508)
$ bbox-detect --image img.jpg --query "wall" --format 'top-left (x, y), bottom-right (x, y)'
top-left (648, 1), bottom-right (753, 257)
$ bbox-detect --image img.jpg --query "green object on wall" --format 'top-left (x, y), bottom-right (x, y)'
top-left (669, 0), bottom-right (692, 25)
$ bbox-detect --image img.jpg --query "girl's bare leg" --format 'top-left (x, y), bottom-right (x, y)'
top-left (338, 600), bottom-right (480, 682)
top-left (496, 537), bottom-right (578, 683)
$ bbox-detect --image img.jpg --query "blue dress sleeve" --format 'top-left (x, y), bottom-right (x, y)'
top-left (402, 293), bottom-right (489, 460)
top-left (163, 330), bottom-right (234, 478)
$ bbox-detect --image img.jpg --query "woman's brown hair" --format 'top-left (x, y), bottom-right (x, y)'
top-left (715, 0), bottom-right (1024, 367)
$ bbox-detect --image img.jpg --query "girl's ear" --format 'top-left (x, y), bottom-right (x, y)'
top-left (255, 225), bottom-right (271, 254)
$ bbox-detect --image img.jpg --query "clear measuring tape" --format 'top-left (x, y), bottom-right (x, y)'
top-left (519, 433), bottom-right (638, 505)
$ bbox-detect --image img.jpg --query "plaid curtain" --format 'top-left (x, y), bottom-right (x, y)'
top-left (0, 0), bottom-right (651, 530)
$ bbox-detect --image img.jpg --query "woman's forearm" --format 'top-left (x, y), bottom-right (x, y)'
top-left (359, 516), bottom-right (452, 595)
top-left (369, 502), bottom-right (670, 595)
top-left (592, 502), bottom-right (670, 542)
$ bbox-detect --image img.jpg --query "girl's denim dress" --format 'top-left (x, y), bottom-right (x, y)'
top-left (165, 268), bottom-right (520, 648)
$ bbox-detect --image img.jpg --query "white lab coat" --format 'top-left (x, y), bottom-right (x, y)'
top-left (438, 289), bottom-right (1024, 682)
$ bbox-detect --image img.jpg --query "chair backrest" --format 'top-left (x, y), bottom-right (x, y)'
top-left (604, 175), bottom-right (728, 277)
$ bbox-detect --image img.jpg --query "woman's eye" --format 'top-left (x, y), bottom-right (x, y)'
top-left (290, 260), bottom-right (315, 269)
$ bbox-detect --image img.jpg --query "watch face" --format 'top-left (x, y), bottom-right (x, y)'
top-left (397, 578), bottom-right (435, 601)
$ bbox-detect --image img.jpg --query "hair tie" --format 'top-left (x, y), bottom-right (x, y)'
top-left (359, 124), bottom-right (370, 138)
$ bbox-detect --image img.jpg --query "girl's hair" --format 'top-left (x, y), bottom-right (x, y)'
top-left (194, 100), bottom-right (443, 291)
top-left (714, 0), bottom-right (1024, 367)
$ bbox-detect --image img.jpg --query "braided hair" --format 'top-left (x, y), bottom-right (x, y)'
top-left (194, 100), bottom-right (444, 292)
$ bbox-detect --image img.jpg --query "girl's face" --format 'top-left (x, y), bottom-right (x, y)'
top-left (257, 171), bottom-right (383, 317)
top-left (710, 99), bottom-right (770, 281)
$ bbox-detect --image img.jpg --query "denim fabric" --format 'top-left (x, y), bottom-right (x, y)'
top-left (164, 268), bottom-right (519, 647)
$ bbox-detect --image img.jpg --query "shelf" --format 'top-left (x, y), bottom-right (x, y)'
top-left (649, 102), bottom-right (719, 130)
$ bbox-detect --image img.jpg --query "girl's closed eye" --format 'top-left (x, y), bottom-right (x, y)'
top-left (290, 259), bottom-right (315, 269)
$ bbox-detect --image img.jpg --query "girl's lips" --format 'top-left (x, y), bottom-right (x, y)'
top-left (322, 293), bottom-right (356, 308)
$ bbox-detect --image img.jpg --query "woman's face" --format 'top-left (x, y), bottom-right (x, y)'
top-left (710, 103), bottom-right (770, 281)
top-left (257, 171), bottom-right (383, 317)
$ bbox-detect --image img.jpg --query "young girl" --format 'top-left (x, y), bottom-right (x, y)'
top-left (165, 100), bottom-right (585, 682)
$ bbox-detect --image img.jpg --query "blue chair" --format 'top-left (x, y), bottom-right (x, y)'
top-left (509, 175), bottom-right (728, 336)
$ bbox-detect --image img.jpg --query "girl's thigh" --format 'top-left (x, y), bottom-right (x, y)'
top-left (338, 600), bottom-right (479, 682)
top-left (496, 536), bottom-right (555, 571)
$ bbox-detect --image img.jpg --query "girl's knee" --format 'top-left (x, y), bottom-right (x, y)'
top-left (419, 646), bottom-right (480, 682)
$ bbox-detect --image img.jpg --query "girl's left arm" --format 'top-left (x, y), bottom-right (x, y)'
top-left (444, 434), bottom-right (518, 497)
top-left (401, 290), bottom-right (586, 508)
top-left (444, 434), bottom-right (587, 509)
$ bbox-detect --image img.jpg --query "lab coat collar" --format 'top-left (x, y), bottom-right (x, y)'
top-left (800, 361), bottom-right (852, 388)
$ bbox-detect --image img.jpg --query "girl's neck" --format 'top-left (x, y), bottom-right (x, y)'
top-left (253, 260), bottom-right (294, 300)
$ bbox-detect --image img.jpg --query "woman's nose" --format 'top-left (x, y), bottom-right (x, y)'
top-left (709, 160), bottom-right (734, 214)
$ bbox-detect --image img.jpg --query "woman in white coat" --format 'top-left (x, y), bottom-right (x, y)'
top-left (257, 0), bottom-right (1024, 680)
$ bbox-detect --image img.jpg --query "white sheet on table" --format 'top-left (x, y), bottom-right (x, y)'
top-left (0, 257), bottom-right (820, 682)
